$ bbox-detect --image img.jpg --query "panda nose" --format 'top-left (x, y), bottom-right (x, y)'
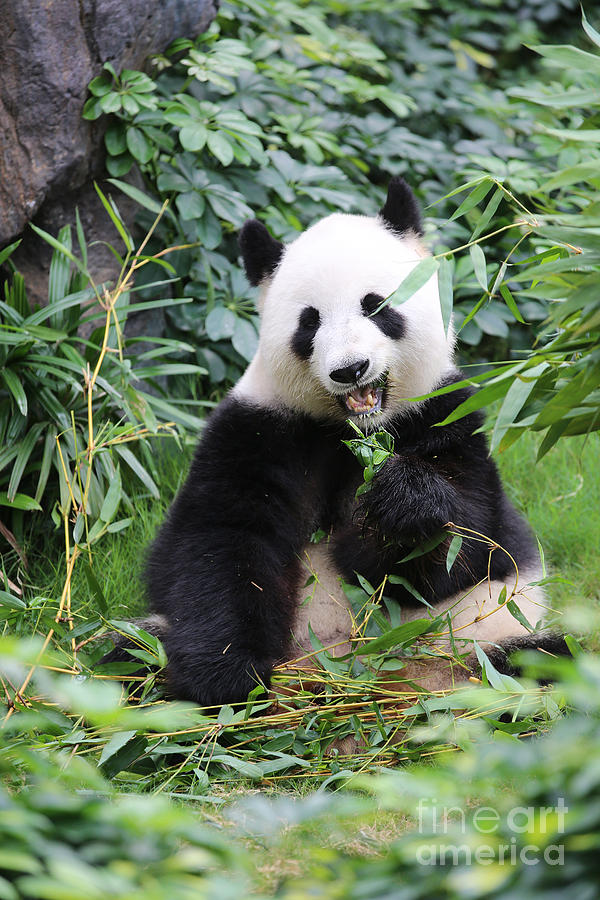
top-left (329, 359), bottom-right (370, 384)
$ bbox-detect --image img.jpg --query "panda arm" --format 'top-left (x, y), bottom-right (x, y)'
top-left (358, 452), bottom-right (469, 539)
top-left (145, 399), bottom-right (314, 707)
top-left (357, 412), bottom-right (492, 542)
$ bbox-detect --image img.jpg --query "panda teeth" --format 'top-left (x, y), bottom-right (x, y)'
top-left (345, 387), bottom-right (379, 414)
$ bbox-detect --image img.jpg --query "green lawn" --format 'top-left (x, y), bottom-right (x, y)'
top-left (497, 431), bottom-right (600, 632)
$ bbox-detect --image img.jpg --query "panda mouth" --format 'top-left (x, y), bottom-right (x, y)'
top-left (341, 377), bottom-right (387, 416)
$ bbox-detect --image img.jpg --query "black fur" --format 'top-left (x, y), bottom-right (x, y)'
top-left (239, 219), bottom-right (284, 286)
top-left (379, 175), bottom-right (424, 236)
top-left (143, 371), bottom-right (543, 707)
top-left (291, 306), bottom-right (321, 360)
top-left (474, 632), bottom-right (570, 682)
top-left (361, 292), bottom-right (406, 340)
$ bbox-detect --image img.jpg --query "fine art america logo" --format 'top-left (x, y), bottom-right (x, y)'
top-left (415, 798), bottom-right (568, 867)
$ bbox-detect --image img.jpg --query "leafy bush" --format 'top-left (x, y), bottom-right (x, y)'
top-left (0, 196), bottom-right (204, 539)
top-left (430, 12), bottom-right (600, 454)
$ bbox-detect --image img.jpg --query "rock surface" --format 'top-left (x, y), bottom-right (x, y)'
top-left (0, 0), bottom-right (217, 246)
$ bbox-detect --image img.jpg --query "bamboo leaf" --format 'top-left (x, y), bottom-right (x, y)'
top-left (582, 6), bottom-right (600, 48)
top-left (382, 257), bottom-right (440, 310)
top-left (446, 535), bottom-right (463, 573)
top-left (0, 240), bottom-right (22, 268)
top-left (528, 42), bottom-right (600, 75)
top-left (361, 617), bottom-right (444, 655)
top-left (114, 444), bottom-right (159, 498)
top-left (437, 256), bottom-right (454, 335)
top-left (100, 465), bottom-right (122, 522)
top-left (450, 179), bottom-right (494, 221)
top-left (8, 423), bottom-right (45, 500)
top-left (94, 182), bottom-right (133, 252)
top-left (0, 491), bottom-right (42, 511)
top-left (469, 244), bottom-right (488, 292)
top-left (1, 368), bottom-right (27, 416)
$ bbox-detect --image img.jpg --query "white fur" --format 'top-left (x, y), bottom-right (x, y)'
top-left (290, 539), bottom-right (547, 689)
top-left (235, 213), bottom-right (454, 427)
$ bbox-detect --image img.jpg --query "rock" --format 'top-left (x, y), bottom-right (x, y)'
top-left (0, 0), bottom-right (217, 247)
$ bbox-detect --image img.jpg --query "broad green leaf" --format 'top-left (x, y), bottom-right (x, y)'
top-left (180, 122), bottom-right (209, 151)
top-left (104, 123), bottom-right (127, 156)
top-left (176, 190), bottom-right (206, 221)
top-left (205, 306), bottom-right (237, 341)
top-left (207, 130), bottom-right (235, 166)
top-left (232, 317), bottom-right (258, 361)
top-left (126, 126), bottom-right (154, 163)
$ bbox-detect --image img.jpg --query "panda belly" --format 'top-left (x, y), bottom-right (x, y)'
top-left (291, 541), bottom-right (354, 657)
top-left (289, 541), bottom-right (547, 689)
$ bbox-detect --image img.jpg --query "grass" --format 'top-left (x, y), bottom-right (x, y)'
top-left (25, 445), bottom-right (191, 624)
top-left (497, 431), bottom-right (600, 624)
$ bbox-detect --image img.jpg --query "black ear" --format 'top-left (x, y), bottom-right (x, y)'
top-left (379, 176), bottom-right (423, 236)
top-left (239, 219), bottom-right (284, 286)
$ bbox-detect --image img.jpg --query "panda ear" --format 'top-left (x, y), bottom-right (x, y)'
top-left (379, 176), bottom-right (423, 237)
top-left (239, 219), bottom-right (285, 286)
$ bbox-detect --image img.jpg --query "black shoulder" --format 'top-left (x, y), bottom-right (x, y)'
top-left (390, 369), bottom-right (485, 454)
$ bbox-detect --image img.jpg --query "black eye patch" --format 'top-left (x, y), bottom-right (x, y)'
top-left (291, 306), bottom-right (321, 360)
top-left (361, 293), bottom-right (406, 340)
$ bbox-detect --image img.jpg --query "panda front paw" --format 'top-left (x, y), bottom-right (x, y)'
top-left (357, 454), bottom-right (456, 541)
top-left (357, 455), bottom-right (406, 537)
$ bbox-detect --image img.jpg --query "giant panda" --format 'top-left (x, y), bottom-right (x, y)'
top-left (139, 177), bottom-right (565, 706)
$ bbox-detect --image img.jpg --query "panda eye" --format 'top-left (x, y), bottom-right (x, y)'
top-left (361, 293), bottom-right (385, 316)
top-left (291, 306), bottom-right (321, 360)
top-left (361, 293), bottom-right (406, 340)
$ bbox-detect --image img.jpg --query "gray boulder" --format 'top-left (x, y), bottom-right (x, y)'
top-left (0, 0), bottom-right (216, 245)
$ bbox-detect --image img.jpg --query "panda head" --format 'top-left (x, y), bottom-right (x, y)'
top-left (237, 177), bottom-right (454, 429)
